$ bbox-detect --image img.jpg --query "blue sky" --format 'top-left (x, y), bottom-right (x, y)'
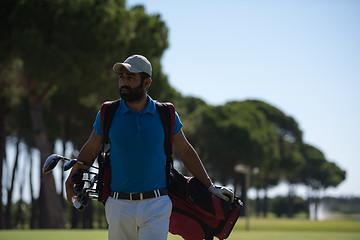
top-left (127, 0), bottom-right (360, 197)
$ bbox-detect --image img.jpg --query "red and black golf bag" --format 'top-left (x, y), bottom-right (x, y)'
top-left (168, 170), bottom-right (242, 240)
top-left (158, 102), bottom-right (242, 240)
top-left (97, 100), bottom-right (242, 239)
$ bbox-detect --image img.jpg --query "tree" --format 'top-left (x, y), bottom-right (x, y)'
top-left (271, 196), bottom-right (308, 218)
top-left (0, 0), bottom-right (23, 228)
top-left (246, 100), bottom-right (304, 217)
top-left (184, 100), bottom-right (281, 218)
top-left (126, 5), bottom-right (178, 102)
top-left (300, 144), bottom-right (346, 220)
top-left (9, 0), bottom-right (126, 228)
top-left (3, 0), bottom-right (172, 228)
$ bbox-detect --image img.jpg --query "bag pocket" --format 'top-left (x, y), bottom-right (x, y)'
top-left (169, 210), bottom-right (205, 240)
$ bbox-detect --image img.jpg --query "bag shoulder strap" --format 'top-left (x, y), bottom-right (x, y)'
top-left (100, 99), bottom-right (120, 146)
top-left (97, 100), bottom-right (119, 204)
top-left (156, 102), bottom-right (176, 150)
top-left (155, 102), bottom-right (176, 185)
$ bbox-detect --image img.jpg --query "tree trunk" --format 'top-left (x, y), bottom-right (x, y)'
top-left (263, 186), bottom-right (268, 218)
top-left (5, 135), bottom-right (21, 229)
top-left (27, 78), bottom-right (64, 228)
top-left (287, 184), bottom-right (295, 218)
top-left (15, 141), bottom-right (27, 229)
top-left (15, 181), bottom-right (25, 229)
top-left (314, 200), bottom-right (318, 221)
top-left (255, 188), bottom-right (261, 217)
top-left (29, 148), bottom-right (38, 229)
top-left (60, 138), bottom-right (66, 206)
top-left (314, 196), bottom-right (320, 221)
top-left (0, 97), bottom-right (7, 229)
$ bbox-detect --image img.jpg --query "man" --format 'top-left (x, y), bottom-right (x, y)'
top-left (65, 54), bottom-right (234, 240)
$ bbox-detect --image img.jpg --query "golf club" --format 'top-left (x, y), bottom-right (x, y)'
top-left (89, 174), bottom-right (98, 187)
top-left (73, 174), bottom-right (98, 193)
top-left (72, 188), bottom-right (89, 211)
top-left (64, 161), bottom-right (98, 174)
top-left (71, 169), bottom-right (88, 184)
top-left (72, 174), bottom-right (99, 210)
top-left (63, 159), bottom-right (78, 171)
top-left (43, 154), bottom-right (100, 211)
top-left (42, 154), bottom-right (98, 173)
top-left (74, 182), bottom-right (85, 193)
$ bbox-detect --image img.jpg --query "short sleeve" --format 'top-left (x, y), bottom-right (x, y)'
top-left (173, 111), bottom-right (183, 135)
top-left (93, 110), bottom-right (103, 137)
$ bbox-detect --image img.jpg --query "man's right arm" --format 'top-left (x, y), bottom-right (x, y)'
top-left (65, 130), bottom-right (103, 203)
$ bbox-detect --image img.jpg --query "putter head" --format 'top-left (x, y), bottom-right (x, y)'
top-left (42, 154), bottom-right (64, 173)
top-left (64, 159), bottom-right (77, 171)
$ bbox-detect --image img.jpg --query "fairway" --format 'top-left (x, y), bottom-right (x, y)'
top-left (0, 230), bottom-right (359, 240)
top-left (0, 218), bottom-right (359, 240)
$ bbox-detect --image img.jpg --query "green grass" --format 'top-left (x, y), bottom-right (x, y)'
top-left (234, 218), bottom-right (360, 232)
top-left (0, 230), bottom-right (107, 240)
top-left (223, 231), bottom-right (360, 240)
top-left (0, 218), bottom-right (359, 240)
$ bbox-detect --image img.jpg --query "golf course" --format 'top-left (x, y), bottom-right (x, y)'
top-left (0, 217), bottom-right (359, 240)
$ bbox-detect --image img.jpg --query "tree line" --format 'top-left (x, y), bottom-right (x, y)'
top-left (0, 0), bottom-right (345, 229)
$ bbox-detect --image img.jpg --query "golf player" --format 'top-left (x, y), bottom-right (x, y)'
top-left (65, 54), bottom-right (234, 240)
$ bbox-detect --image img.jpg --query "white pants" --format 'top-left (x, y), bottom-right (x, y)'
top-left (105, 195), bottom-right (172, 240)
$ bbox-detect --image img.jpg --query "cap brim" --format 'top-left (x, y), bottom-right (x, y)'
top-left (113, 63), bottom-right (142, 73)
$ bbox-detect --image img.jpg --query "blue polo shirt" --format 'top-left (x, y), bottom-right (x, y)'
top-left (93, 96), bottom-right (183, 193)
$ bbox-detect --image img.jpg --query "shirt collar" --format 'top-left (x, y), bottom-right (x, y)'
top-left (119, 95), bottom-right (157, 115)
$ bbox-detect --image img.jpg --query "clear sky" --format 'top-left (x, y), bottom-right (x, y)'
top-left (127, 0), bottom-right (360, 197)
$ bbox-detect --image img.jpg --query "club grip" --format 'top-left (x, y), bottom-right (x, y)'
top-left (72, 196), bottom-right (82, 209)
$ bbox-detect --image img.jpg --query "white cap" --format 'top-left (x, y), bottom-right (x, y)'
top-left (113, 54), bottom-right (152, 76)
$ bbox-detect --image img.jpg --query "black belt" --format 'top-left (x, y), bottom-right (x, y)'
top-left (110, 188), bottom-right (168, 201)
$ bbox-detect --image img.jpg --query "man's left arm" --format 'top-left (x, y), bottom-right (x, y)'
top-left (173, 129), bottom-right (234, 202)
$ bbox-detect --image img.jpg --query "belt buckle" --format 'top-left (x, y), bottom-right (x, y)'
top-left (129, 193), bottom-right (143, 201)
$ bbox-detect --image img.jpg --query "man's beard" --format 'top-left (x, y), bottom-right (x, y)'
top-left (119, 82), bottom-right (145, 103)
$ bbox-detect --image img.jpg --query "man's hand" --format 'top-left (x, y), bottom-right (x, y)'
top-left (209, 184), bottom-right (235, 202)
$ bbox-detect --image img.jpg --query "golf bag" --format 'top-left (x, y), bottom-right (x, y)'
top-left (97, 100), bottom-right (242, 239)
top-left (169, 170), bottom-right (242, 240)
top-left (158, 102), bottom-right (242, 240)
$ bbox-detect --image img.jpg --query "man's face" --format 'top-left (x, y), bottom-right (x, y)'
top-left (118, 67), bottom-right (145, 102)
